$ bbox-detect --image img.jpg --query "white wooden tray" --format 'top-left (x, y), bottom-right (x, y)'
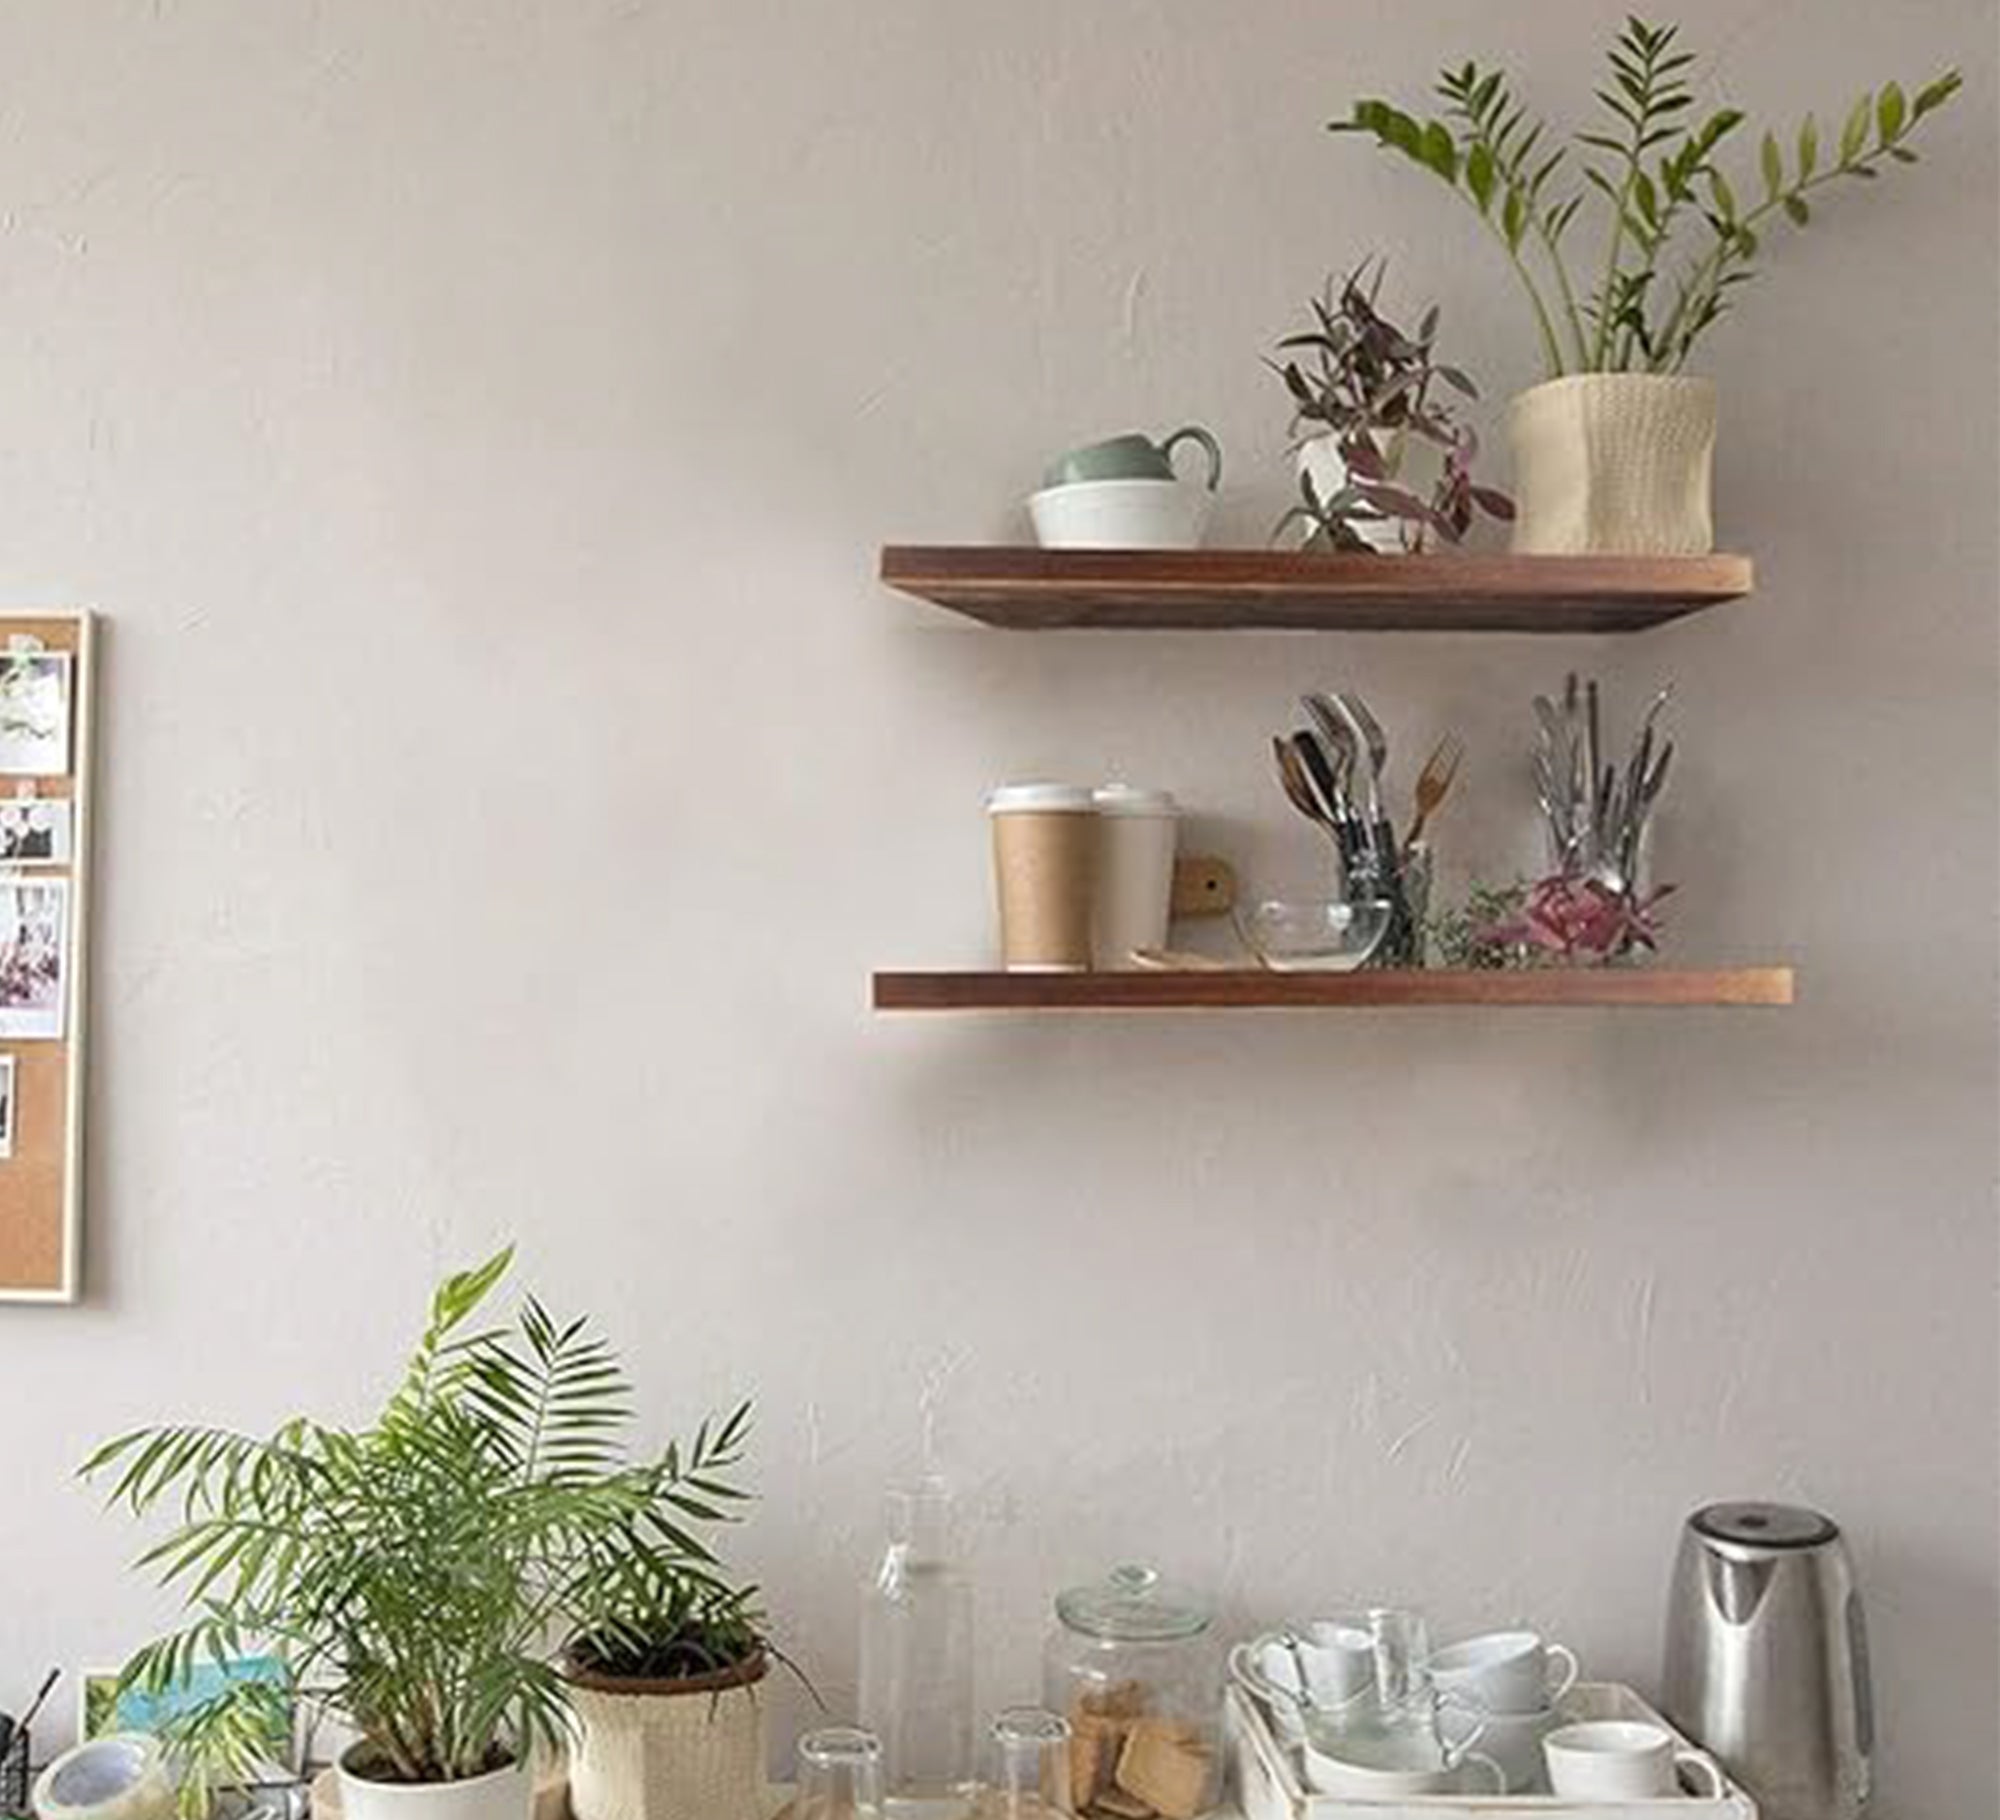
top-left (1226, 1683), bottom-right (1757, 1820)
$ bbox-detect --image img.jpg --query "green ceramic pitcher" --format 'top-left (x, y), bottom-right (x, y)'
top-left (1043, 426), bottom-right (1223, 491)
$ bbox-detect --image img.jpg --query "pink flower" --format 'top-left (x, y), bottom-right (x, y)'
top-left (1482, 875), bottom-right (1675, 962)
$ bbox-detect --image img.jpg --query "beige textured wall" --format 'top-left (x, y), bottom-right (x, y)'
top-left (1, 2), bottom-right (1994, 1814)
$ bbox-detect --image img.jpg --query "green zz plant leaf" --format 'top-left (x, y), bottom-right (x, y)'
top-left (1332, 18), bottom-right (1962, 375)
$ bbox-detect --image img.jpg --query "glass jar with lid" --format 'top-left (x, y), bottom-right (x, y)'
top-left (1041, 1565), bottom-right (1221, 1820)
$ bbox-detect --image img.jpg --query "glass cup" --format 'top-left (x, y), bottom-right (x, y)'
top-left (990, 1707), bottom-right (1074, 1819)
top-left (796, 1728), bottom-right (885, 1820)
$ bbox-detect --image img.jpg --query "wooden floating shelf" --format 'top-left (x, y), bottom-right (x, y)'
top-left (881, 546), bottom-right (1754, 633)
top-left (873, 967), bottom-right (1795, 1012)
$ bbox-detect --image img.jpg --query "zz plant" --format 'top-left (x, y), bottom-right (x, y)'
top-left (1333, 16), bottom-right (1961, 377)
top-left (84, 1250), bottom-right (758, 1811)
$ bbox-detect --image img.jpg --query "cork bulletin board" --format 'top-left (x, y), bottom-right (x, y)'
top-left (0, 613), bottom-right (94, 1303)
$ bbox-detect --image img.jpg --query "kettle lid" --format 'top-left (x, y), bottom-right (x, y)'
top-left (1692, 1500), bottom-right (1839, 1549)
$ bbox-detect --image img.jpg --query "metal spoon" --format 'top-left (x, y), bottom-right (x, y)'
top-left (1273, 736), bottom-right (1340, 839)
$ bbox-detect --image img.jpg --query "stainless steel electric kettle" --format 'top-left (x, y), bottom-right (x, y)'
top-left (1661, 1502), bottom-right (1872, 1820)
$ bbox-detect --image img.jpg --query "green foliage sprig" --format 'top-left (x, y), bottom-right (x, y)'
top-left (1333, 17), bottom-right (1961, 375)
top-left (84, 1251), bottom-right (763, 1809)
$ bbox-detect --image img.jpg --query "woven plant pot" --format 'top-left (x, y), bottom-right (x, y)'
top-left (564, 1652), bottom-right (768, 1820)
top-left (1507, 375), bottom-right (1716, 554)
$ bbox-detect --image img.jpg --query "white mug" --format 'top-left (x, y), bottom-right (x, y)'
top-left (1298, 1620), bottom-right (1376, 1708)
top-left (1027, 477), bottom-right (1212, 550)
top-left (1429, 1629), bottom-right (1579, 1715)
top-left (1543, 1721), bottom-right (1727, 1800)
top-left (1230, 1625), bottom-right (1375, 1716)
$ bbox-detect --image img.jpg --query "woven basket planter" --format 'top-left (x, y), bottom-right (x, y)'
top-left (564, 1652), bottom-right (768, 1820)
top-left (1507, 375), bottom-right (1716, 555)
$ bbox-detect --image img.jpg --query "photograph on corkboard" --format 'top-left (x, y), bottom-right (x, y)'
top-left (0, 797), bottom-right (70, 864)
top-left (0, 651), bottom-right (70, 777)
top-left (0, 880), bottom-right (67, 1041)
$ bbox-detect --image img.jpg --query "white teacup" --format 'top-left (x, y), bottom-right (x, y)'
top-left (1543, 1721), bottom-right (1727, 1800)
top-left (1297, 1621), bottom-right (1375, 1708)
top-left (1027, 477), bottom-right (1212, 550)
top-left (1230, 1624), bottom-right (1374, 1717)
top-left (1429, 1629), bottom-right (1579, 1716)
top-left (1303, 1736), bottom-right (1506, 1799)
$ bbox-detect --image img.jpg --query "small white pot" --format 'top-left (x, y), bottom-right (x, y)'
top-left (336, 1749), bottom-right (532, 1820)
top-left (565, 1654), bottom-right (769, 1820)
top-left (1295, 433), bottom-right (1446, 553)
top-left (1507, 374), bottom-right (1716, 554)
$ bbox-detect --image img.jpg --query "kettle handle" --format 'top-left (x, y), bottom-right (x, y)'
top-left (1847, 1590), bottom-right (1874, 1762)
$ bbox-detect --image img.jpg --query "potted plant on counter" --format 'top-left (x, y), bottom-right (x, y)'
top-left (82, 1251), bottom-right (658, 1820)
top-left (1272, 260), bottom-right (1513, 553)
top-left (560, 1403), bottom-right (782, 1820)
top-left (1331, 17), bottom-right (1961, 553)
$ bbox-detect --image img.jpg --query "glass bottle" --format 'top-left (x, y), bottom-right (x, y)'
top-left (858, 1477), bottom-right (976, 1819)
top-left (990, 1708), bottom-right (1074, 1820)
top-left (796, 1728), bottom-right (885, 1820)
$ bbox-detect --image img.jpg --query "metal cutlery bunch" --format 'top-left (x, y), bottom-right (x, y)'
top-left (1531, 672), bottom-right (1673, 896)
top-left (1273, 690), bottom-right (1454, 965)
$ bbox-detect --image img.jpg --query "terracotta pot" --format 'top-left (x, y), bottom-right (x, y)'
top-left (563, 1651), bottom-right (769, 1820)
top-left (1507, 374), bottom-right (1716, 554)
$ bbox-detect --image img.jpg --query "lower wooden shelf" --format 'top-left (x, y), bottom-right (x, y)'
top-left (873, 967), bottom-right (1795, 1011)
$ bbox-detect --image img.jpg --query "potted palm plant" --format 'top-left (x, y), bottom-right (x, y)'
top-left (1331, 17), bottom-right (1960, 553)
top-left (82, 1252), bottom-right (657, 1820)
top-left (559, 1403), bottom-right (780, 1820)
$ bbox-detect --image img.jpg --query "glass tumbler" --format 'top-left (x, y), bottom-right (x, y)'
top-left (797, 1728), bottom-right (885, 1820)
top-left (990, 1708), bottom-right (1074, 1820)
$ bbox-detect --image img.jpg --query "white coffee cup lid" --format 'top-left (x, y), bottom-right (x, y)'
top-left (1093, 783), bottom-right (1179, 818)
top-left (986, 782), bottom-right (1096, 815)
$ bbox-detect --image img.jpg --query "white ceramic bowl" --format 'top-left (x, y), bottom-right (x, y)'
top-left (1027, 477), bottom-right (1211, 550)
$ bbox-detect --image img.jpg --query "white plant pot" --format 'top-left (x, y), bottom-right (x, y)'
top-left (1295, 433), bottom-right (1446, 553)
top-left (565, 1655), bottom-right (769, 1820)
top-left (1507, 374), bottom-right (1716, 555)
top-left (336, 1749), bottom-right (532, 1820)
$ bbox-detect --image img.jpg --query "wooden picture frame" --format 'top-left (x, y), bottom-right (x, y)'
top-left (0, 612), bottom-right (94, 1302)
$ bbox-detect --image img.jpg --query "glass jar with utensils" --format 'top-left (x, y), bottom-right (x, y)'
top-left (1428, 1629), bottom-right (1581, 1794)
top-left (1273, 693), bottom-right (1463, 969)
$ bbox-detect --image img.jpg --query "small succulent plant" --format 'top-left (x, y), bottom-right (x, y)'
top-left (1431, 874), bottom-right (1674, 967)
top-left (1271, 262), bottom-right (1513, 553)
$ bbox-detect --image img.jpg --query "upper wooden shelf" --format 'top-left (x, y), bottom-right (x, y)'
top-left (874, 967), bottom-right (1795, 1012)
top-left (881, 546), bottom-right (1754, 633)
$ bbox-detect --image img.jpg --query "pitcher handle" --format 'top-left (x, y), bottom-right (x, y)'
top-left (1161, 425), bottom-right (1223, 491)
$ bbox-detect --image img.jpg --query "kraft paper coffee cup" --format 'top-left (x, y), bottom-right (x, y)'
top-left (987, 783), bottom-right (1097, 971)
top-left (1091, 784), bottom-right (1179, 969)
